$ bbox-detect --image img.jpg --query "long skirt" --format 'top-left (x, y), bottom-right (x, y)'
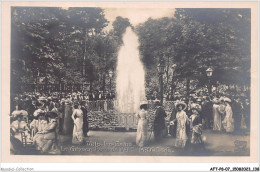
top-left (33, 133), bottom-right (44, 150)
top-left (136, 119), bottom-right (148, 147)
top-left (213, 112), bottom-right (222, 131)
top-left (175, 123), bottom-right (188, 148)
top-left (222, 115), bottom-right (234, 133)
top-left (72, 117), bottom-right (84, 145)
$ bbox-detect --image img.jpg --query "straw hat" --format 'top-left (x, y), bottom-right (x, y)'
top-left (33, 109), bottom-right (45, 117)
top-left (13, 113), bottom-right (23, 120)
top-left (139, 101), bottom-right (148, 109)
top-left (196, 98), bottom-right (202, 102)
top-left (219, 97), bottom-right (225, 102)
top-left (175, 101), bottom-right (187, 110)
top-left (224, 97), bottom-right (232, 103)
top-left (11, 110), bottom-right (23, 118)
top-left (191, 103), bottom-right (201, 112)
top-left (140, 101), bottom-right (148, 106)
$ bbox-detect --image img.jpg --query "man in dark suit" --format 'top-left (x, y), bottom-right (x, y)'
top-left (98, 91), bottom-right (104, 111)
top-left (243, 99), bottom-right (250, 131)
top-left (201, 97), bottom-right (213, 129)
top-left (232, 97), bottom-right (243, 135)
top-left (153, 100), bottom-right (167, 141)
top-left (169, 107), bottom-right (177, 137)
top-left (81, 101), bottom-right (89, 137)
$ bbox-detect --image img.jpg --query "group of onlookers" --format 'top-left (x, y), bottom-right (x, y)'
top-left (10, 93), bottom-right (90, 154)
top-left (10, 91), bottom-right (250, 155)
top-left (135, 100), bottom-right (205, 154)
top-left (135, 95), bottom-right (250, 154)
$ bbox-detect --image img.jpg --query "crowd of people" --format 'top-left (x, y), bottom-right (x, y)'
top-left (135, 94), bottom-right (250, 154)
top-left (10, 89), bottom-right (250, 155)
top-left (10, 91), bottom-right (91, 154)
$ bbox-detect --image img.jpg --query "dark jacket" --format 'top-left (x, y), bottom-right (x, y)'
top-left (169, 108), bottom-right (177, 137)
top-left (153, 106), bottom-right (167, 139)
top-left (201, 101), bottom-right (213, 119)
top-left (81, 106), bottom-right (89, 135)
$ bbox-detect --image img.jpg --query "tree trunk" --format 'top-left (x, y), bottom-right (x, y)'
top-left (166, 55), bottom-right (170, 89)
top-left (186, 78), bottom-right (190, 97)
top-left (103, 73), bottom-right (106, 93)
top-left (59, 79), bottom-right (62, 99)
top-left (170, 76), bottom-right (175, 98)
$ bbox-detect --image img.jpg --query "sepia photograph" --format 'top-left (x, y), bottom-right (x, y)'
top-left (1, 1), bottom-right (259, 167)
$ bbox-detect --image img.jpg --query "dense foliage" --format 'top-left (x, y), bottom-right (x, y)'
top-left (11, 7), bottom-right (250, 97)
top-left (136, 8), bottom-right (250, 97)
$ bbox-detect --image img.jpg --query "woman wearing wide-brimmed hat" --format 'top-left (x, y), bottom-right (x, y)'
top-left (40, 112), bottom-right (59, 154)
top-left (10, 113), bottom-right (26, 142)
top-left (189, 104), bottom-right (204, 153)
top-left (32, 112), bottom-right (48, 151)
top-left (174, 101), bottom-right (189, 148)
top-left (222, 97), bottom-right (234, 133)
top-left (212, 98), bottom-right (223, 131)
top-left (135, 101), bottom-right (149, 147)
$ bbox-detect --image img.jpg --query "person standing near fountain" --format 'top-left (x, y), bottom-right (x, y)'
top-left (135, 101), bottom-right (149, 147)
top-left (175, 101), bottom-right (189, 148)
top-left (71, 103), bottom-right (84, 145)
top-left (153, 100), bottom-right (167, 141)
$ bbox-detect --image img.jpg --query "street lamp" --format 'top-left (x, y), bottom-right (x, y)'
top-left (206, 67), bottom-right (213, 95)
top-left (108, 70), bottom-right (113, 91)
top-left (157, 58), bottom-right (166, 105)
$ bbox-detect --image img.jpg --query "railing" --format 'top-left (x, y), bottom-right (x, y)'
top-left (88, 111), bottom-right (138, 130)
top-left (87, 109), bottom-right (172, 131)
top-left (21, 84), bottom-right (86, 93)
top-left (86, 100), bottom-right (175, 131)
top-left (86, 100), bottom-right (175, 113)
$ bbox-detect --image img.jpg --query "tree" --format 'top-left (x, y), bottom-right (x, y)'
top-left (136, 8), bottom-right (251, 97)
top-left (11, 7), bottom-right (111, 94)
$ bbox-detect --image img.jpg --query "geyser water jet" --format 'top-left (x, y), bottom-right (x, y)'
top-left (116, 27), bottom-right (146, 113)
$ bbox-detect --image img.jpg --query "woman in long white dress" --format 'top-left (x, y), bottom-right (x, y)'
top-left (33, 112), bottom-right (48, 151)
top-left (212, 98), bottom-right (223, 131)
top-left (135, 101), bottom-right (149, 147)
top-left (174, 101), bottom-right (189, 148)
top-left (222, 97), bottom-right (234, 133)
top-left (11, 114), bottom-right (30, 142)
top-left (71, 103), bottom-right (84, 145)
top-left (39, 112), bottom-right (59, 153)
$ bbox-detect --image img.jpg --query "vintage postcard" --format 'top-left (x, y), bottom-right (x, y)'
top-left (1, 1), bottom-right (259, 164)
